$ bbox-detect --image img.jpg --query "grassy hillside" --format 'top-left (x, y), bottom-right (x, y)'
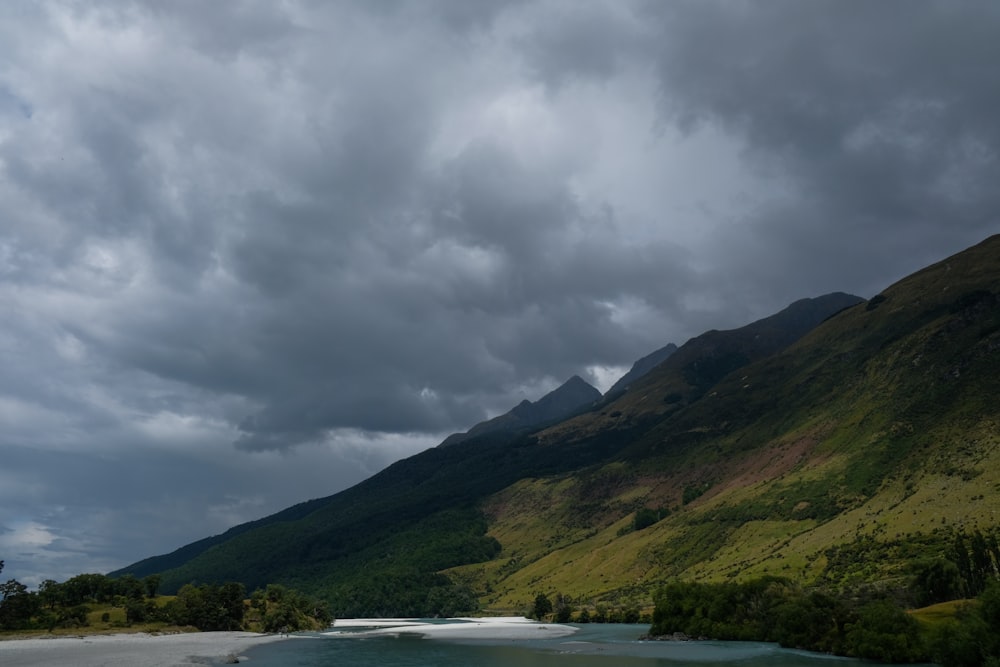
top-left (115, 236), bottom-right (1000, 616)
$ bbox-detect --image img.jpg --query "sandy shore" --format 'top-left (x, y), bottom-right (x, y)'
top-left (0, 631), bottom-right (290, 667)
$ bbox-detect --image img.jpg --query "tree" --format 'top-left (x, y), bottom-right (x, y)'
top-left (953, 532), bottom-right (975, 597)
top-left (62, 573), bottom-right (113, 605)
top-left (969, 531), bottom-right (996, 594)
top-left (124, 599), bottom-right (144, 625)
top-left (622, 604), bottom-right (641, 624)
top-left (143, 574), bottom-right (162, 599)
top-left (38, 579), bottom-right (65, 611)
top-left (218, 582), bottom-right (247, 630)
top-left (115, 574), bottom-right (145, 602)
top-left (532, 593), bottom-right (553, 620)
top-left (250, 588), bottom-right (267, 612)
top-left (913, 559), bottom-right (963, 606)
top-left (554, 593), bottom-right (573, 623)
top-left (0, 579), bottom-right (39, 630)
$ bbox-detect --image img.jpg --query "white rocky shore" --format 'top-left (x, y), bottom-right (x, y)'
top-left (0, 631), bottom-right (290, 667)
top-left (326, 616), bottom-right (579, 639)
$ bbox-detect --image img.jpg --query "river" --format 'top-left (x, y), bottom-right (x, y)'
top-left (243, 623), bottom-right (875, 666)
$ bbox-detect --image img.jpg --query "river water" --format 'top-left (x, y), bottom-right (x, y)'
top-left (244, 623), bottom-right (873, 666)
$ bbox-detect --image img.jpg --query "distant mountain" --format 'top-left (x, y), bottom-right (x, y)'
top-left (540, 291), bottom-right (863, 444)
top-left (604, 342), bottom-right (678, 398)
top-left (664, 291), bottom-right (865, 397)
top-left (112, 236), bottom-right (1000, 620)
top-left (439, 375), bottom-right (600, 447)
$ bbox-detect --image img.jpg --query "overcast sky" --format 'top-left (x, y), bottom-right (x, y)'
top-left (1, 1), bottom-right (997, 586)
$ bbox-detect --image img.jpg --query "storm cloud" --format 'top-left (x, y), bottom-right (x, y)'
top-left (1, 1), bottom-right (996, 584)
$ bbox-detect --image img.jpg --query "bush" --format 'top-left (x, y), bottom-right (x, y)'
top-left (634, 507), bottom-right (669, 531)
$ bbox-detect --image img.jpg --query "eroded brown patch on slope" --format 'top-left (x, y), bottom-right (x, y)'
top-left (723, 436), bottom-right (817, 490)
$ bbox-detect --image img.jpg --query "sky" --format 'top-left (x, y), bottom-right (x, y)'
top-left (1, 1), bottom-right (998, 586)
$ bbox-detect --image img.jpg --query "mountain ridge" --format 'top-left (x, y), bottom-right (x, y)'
top-left (537, 291), bottom-right (864, 446)
top-left (439, 375), bottom-right (601, 447)
top-left (604, 342), bottom-right (678, 399)
top-left (112, 235), bottom-right (1000, 618)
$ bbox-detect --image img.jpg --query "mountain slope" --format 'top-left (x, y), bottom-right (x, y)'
top-left (113, 287), bottom-right (854, 611)
top-left (113, 236), bottom-right (1000, 617)
top-left (439, 375), bottom-right (600, 447)
top-left (458, 235), bottom-right (1000, 608)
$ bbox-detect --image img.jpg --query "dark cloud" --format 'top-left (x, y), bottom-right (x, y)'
top-left (639, 0), bottom-right (1000, 301)
top-left (1, 0), bottom-right (997, 583)
top-left (516, 2), bottom-right (642, 87)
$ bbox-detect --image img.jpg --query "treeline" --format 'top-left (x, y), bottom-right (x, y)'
top-left (649, 577), bottom-right (1000, 666)
top-left (0, 563), bottom-right (328, 633)
top-left (948, 529), bottom-right (1000, 599)
top-left (124, 580), bottom-right (330, 632)
top-left (530, 592), bottom-right (645, 624)
top-left (0, 567), bottom-right (163, 632)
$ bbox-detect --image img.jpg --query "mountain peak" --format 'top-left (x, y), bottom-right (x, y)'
top-left (522, 375), bottom-right (601, 420)
top-left (605, 342), bottom-right (679, 398)
top-left (441, 376), bottom-right (600, 447)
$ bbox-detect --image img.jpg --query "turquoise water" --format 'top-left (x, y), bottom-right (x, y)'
top-left (243, 624), bottom-right (872, 666)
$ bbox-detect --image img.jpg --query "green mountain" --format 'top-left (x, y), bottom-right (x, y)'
top-left (113, 236), bottom-right (1000, 617)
